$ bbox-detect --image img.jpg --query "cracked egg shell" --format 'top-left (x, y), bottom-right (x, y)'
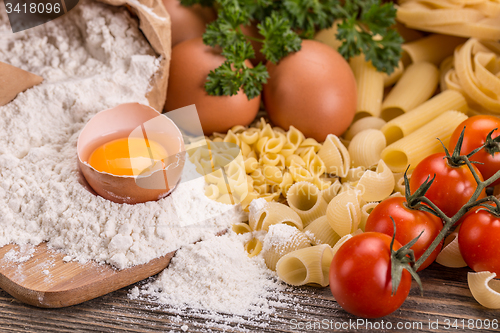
top-left (77, 103), bottom-right (185, 204)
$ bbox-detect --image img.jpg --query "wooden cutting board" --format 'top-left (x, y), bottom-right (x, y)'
top-left (0, 243), bottom-right (175, 308)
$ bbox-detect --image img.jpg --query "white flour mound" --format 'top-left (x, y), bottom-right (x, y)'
top-left (0, 0), bottom-right (244, 269)
top-left (129, 231), bottom-right (286, 317)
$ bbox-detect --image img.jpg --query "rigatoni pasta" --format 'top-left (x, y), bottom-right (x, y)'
top-left (381, 111), bottom-right (468, 172)
top-left (276, 244), bottom-right (334, 287)
top-left (381, 61), bottom-right (440, 120)
top-left (349, 55), bottom-right (385, 118)
top-left (381, 90), bottom-right (468, 144)
top-left (402, 34), bottom-right (466, 66)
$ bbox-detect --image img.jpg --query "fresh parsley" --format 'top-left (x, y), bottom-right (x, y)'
top-left (180, 0), bottom-right (403, 99)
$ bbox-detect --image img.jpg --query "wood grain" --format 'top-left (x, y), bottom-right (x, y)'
top-left (0, 243), bottom-right (175, 308)
top-left (0, 263), bottom-right (498, 332)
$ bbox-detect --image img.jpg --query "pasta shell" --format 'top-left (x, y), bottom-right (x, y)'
top-left (287, 182), bottom-right (328, 227)
top-left (436, 232), bottom-right (467, 268)
top-left (468, 271), bottom-right (500, 309)
top-left (321, 178), bottom-right (342, 203)
top-left (356, 160), bottom-right (395, 202)
top-left (245, 238), bottom-right (263, 258)
top-left (359, 202), bottom-right (379, 232)
top-left (276, 244), bottom-right (334, 287)
top-left (348, 129), bottom-right (387, 168)
top-left (317, 134), bottom-right (350, 177)
top-left (262, 224), bottom-right (311, 271)
top-left (249, 199), bottom-right (303, 231)
top-left (286, 125), bottom-right (305, 150)
top-left (304, 216), bottom-right (341, 247)
top-left (232, 222), bottom-right (252, 234)
top-left (326, 190), bottom-right (362, 237)
top-left (344, 117), bottom-right (387, 141)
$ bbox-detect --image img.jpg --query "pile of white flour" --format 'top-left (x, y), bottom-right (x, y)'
top-left (0, 0), bottom-right (244, 269)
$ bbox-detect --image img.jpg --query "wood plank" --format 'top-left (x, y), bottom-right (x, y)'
top-left (0, 263), bottom-right (498, 332)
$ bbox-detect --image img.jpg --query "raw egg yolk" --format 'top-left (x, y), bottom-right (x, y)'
top-left (88, 137), bottom-right (168, 176)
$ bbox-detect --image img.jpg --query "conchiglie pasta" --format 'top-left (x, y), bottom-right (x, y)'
top-left (468, 271), bottom-right (500, 309)
top-left (344, 117), bottom-right (387, 141)
top-left (287, 182), bottom-right (329, 227)
top-left (318, 134), bottom-right (350, 177)
top-left (276, 244), bottom-right (334, 287)
top-left (321, 179), bottom-right (342, 204)
top-left (359, 202), bottom-right (379, 232)
top-left (304, 216), bottom-right (341, 247)
top-left (356, 160), bottom-right (395, 202)
top-left (287, 125), bottom-right (305, 149)
top-left (262, 224), bottom-right (311, 271)
top-left (326, 190), bottom-right (362, 237)
top-left (245, 238), bottom-right (263, 258)
top-left (348, 129), bottom-right (387, 168)
top-left (436, 232), bottom-right (467, 268)
top-left (249, 199), bottom-right (303, 231)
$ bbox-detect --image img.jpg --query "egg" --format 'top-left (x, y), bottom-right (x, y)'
top-left (165, 37), bottom-right (261, 135)
top-left (262, 40), bottom-right (357, 142)
top-left (162, 0), bottom-right (216, 47)
top-left (78, 103), bottom-right (185, 204)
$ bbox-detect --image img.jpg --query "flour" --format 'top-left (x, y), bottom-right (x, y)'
top-left (129, 231), bottom-right (286, 317)
top-left (0, 0), bottom-right (244, 269)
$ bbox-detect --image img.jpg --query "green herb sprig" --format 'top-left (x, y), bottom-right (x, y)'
top-left (180, 0), bottom-right (403, 99)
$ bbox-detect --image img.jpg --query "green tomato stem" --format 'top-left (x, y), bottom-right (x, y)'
top-left (412, 158), bottom-right (500, 270)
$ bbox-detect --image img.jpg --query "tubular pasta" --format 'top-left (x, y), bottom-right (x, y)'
top-left (356, 160), bottom-right (395, 202)
top-left (344, 117), bottom-right (387, 141)
top-left (381, 90), bottom-right (468, 145)
top-left (314, 21), bottom-right (342, 51)
top-left (383, 61), bottom-right (404, 87)
top-left (349, 55), bottom-right (385, 118)
top-left (468, 271), bottom-right (500, 309)
top-left (402, 34), bottom-right (467, 66)
top-left (348, 129), bottom-right (387, 168)
top-left (276, 244), bottom-right (334, 287)
top-left (249, 199), bottom-right (303, 231)
top-left (326, 190), bottom-right (362, 237)
top-left (262, 224), bottom-right (311, 271)
top-left (318, 134), bottom-right (350, 177)
top-left (287, 182), bottom-right (329, 227)
top-left (381, 61), bottom-right (440, 121)
top-left (381, 111), bottom-right (469, 172)
top-left (341, 166), bottom-right (365, 183)
top-left (304, 216), bottom-right (341, 247)
top-left (436, 231), bottom-right (467, 268)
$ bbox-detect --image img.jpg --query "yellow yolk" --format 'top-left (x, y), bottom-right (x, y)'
top-left (88, 137), bottom-right (168, 176)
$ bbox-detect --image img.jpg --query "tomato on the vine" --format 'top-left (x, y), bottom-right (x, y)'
top-left (329, 232), bottom-right (412, 318)
top-left (409, 152), bottom-right (486, 218)
top-left (449, 116), bottom-right (500, 187)
top-left (365, 197), bottom-right (443, 271)
top-left (458, 207), bottom-right (500, 277)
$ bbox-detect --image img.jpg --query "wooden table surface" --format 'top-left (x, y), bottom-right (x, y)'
top-left (0, 262), bottom-right (498, 332)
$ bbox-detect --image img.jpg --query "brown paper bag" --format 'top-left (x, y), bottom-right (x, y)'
top-left (97, 0), bottom-right (171, 112)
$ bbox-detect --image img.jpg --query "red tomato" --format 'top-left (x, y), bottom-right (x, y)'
top-left (449, 116), bottom-right (500, 187)
top-left (329, 232), bottom-right (411, 318)
top-left (409, 152), bottom-right (486, 218)
top-left (365, 197), bottom-right (443, 271)
top-left (458, 207), bottom-right (500, 277)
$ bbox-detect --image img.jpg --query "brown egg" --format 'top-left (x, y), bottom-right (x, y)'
top-left (162, 0), bottom-right (216, 47)
top-left (78, 103), bottom-right (185, 204)
top-left (263, 40), bottom-right (357, 142)
top-left (165, 37), bottom-right (261, 135)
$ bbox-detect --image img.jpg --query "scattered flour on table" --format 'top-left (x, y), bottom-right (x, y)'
top-left (129, 231), bottom-right (293, 319)
top-left (0, 0), bottom-right (244, 270)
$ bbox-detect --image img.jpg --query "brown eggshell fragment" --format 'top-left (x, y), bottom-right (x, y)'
top-left (162, 0), bottom-right (216, 47)
top-left (0, 61), bottom-right (43, 106)
top-left (78, 103), bottom-right (185, 204)
top-left (165, 37), bottom-right (261, 135)
top-left (263, 40), bottom-right (357, 142)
